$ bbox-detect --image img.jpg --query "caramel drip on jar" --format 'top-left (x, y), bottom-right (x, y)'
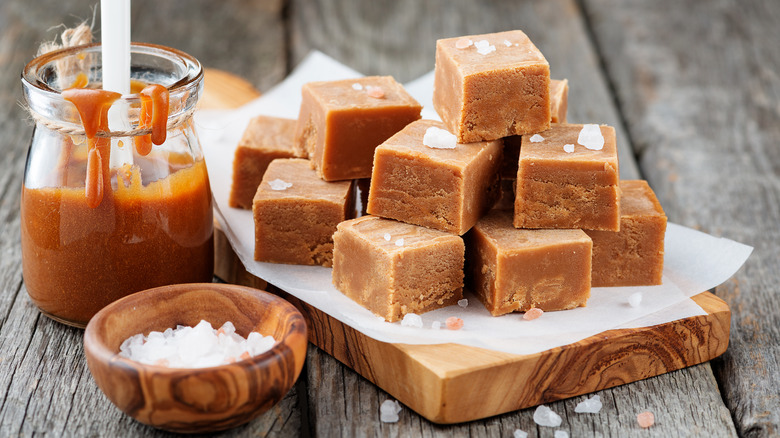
top-left (62, 88), bottom-right (121, 208)
top-left (134, 84), bottom-right (169, 156)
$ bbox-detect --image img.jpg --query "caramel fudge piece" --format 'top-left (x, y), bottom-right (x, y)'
top-left (333, 216), bottom-right (464, 322)
top-left (229, 116), bottom-right (299, 209)
top-left (294, 76), bottom-right (422, 181)
top-left (253, 159), bottom-right (353, 267)
top-left (550, 79), bottom-right (569, 124)
top-left (514, 124), bottom-right (620, 231)
top-left (432, 30), bottom-right (551, 143)
top-left (586, 180), bottom-right (667, 287)
top-left (466, 209), bottom-right (592, 316)
top-left (367, 120), bottom-right (502, 235)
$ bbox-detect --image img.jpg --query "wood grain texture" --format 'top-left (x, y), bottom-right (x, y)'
top-left (582, 0), bottom-right (780, 435)
top-left (288, 0), bottom-right (738, 435)
top-left (83, 284), bottom-right (307, 433)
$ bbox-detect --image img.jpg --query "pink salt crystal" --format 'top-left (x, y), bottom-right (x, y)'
top-left (366, 86), bottom-right (385, 99)
top-left (637, 411), bottom-right (654, 428)
top-left (446, 317), bottom-right (464, 330)
top-left (523, 308), bottom-right (544, 321)
top-left (455, 38), bottom-right (473, 49)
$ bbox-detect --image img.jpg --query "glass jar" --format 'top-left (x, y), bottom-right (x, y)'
top-left (21, 43), bottom-right (214, 328)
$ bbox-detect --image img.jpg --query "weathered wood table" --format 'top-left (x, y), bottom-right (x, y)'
top-left (1, 0), bottom-right (777, 436)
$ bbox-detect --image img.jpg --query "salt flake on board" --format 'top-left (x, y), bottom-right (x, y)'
top-left (533, 405), bottom-right (562, 427)
top-left (628, 292), bottom-right (643, 308)
top-left (401, 313), bottom-right (423, 328)
top-left (513, 430), bottom-right (528, 438)
top-left (380, 399), bottom-right (402, 423)
top-left (457, 298), bottom-right (469, 308)
top-left (574, 395), bottom-right (602, 413)
top-left (554, 431), bottom-right (569, 438)
top-left (577, 124), bottom-right (605, 150)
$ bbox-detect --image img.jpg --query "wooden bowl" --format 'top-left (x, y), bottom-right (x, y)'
top-left (83, 283), bottom-right (307, 433)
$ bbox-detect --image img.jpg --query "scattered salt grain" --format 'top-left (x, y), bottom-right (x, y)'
top-left (445, 316), bottom-right (463, 330)
top-left (628, 292), bottom-right (643, 308)
top-left (503, 39), bottom-right (512, 47)
top-left (533, 405), bottom-right (562, 427)
top-left (395, 238), bottom-right (405, 247)
top-left (423, 127), bottom-right (457, 149)
top-left (431, 321), bottom-right (441, 330)
top-left (383, 233), bottom-right (392, 242)
top-left (366, 85), bottom-right (385, 99)
top-left (268, 179), bottom-right (293, 191)
top-left (457, 298), bottom-right (469, 308)
top-left (380, 399), bottom-right (402, 423)
top-left (530, 134), bottom-right (545, 143)
top-left (513, 429), bottom-right (528, 438)
top-left (563, 144), bottom-right (575, 153)
top-left (577, 124), bottom-right (605, 150)
top-left (455, 38), bottom-right (473, 49)
top-left (637, 411), bottom-right (654, 428)
top-left (119, 320), bottom-right (276, 368)
top-left (574, 395), bottom-right (602, 413)
top-left (523, 307), bottom-right (544, 321)
top-left (554, 431), bottom-right (569, 438)
top-left (474, 39), bottom-right (496, 55)
top-left (401, 313), bottom-right (423, 328)
top-left (352, 83), bottom-right (363, 91)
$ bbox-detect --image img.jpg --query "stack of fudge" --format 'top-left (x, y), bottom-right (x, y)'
top-left (229, 30), bottom-right (667, 323)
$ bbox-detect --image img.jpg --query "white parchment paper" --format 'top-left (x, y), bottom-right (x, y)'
top-left (195, 51), bottom-right (752, 356)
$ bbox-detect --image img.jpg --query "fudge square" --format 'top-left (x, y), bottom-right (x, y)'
top-left (514, 123), bottom-right (620, 231)
top-left (332, 216), bottom-right (464, 322)
top-left (367, 119), bottom-right (502, 235)
top-left (550, 78), bottom-right (569, 124)
top-left (294, 76), bottom-right (422, 181)
top-left (432, 30), bottom-right (551, 143)
top-left (229, 115), bottom-right (299, 209)
top-left (466, 209), bottom-right (592, 316)
top-left (253, 158), bottom-right (353, 267)
top-left (586, 180), bottom-right (667, 287)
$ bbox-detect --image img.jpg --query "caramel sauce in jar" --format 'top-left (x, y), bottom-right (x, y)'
top-left (20, 43), bottom-right (213, 327)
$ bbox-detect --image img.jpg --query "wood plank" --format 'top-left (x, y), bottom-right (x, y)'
top-left (582, 0), bottom-right (780, 435)
top-left (287, 0), bottom-right (738, 435)
top-left (0, 1), bottom-right (298, 436)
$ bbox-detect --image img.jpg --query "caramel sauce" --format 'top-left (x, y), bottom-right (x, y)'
top-left (134, 84), bottom-right (169, 156)
top-left (22, 85), bottom-right (214, 327)
top-left (62, 88), bottom-right (120, 208)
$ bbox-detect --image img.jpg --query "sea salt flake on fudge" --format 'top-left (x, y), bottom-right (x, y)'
top-left (578, 124), bottom-right (605, 150)
top-left (294, 76), bottom-right (421, 181)
top-left (455, 38), bottom-right (473, 49)
top-left (423, 126), bottom-right (457, 149)
top-left (268, 179), bottom-right (292, 190)
top-left (550, 79), bottom-right (569, 123)
top-left (466, 209), bottom-right (592, 316)
top-left (332, 216), bottom-right (464, 322)
top-left (514, 123), bottom-right (620, 231)
top-left (563, 144), bottom-right (575, 153)
top-left (433, 30), bottom-right (551, 143)
top-left (253, 158), bottom-right (353, 267)
top-left (367, 119), bottom-right (502, 235)
top-left (530, 134), bottom-right (545, 143)
top-left (229, 115), bottom-right (299, 209)
top-left (585, 180), bottom-right (667, 286)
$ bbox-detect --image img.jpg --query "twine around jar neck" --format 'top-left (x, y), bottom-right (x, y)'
top-left (26, 23), bottom-right (196, 138)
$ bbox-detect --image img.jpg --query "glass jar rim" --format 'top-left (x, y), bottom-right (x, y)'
top-left (21, 42), bottom-right (203, 105)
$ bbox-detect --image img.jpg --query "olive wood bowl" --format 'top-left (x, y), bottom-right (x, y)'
top-left (83, 283), bottom-right (307, 434)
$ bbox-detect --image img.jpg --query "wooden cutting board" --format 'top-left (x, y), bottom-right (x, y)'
top-left (203, 69), bottom-right (731, 424)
